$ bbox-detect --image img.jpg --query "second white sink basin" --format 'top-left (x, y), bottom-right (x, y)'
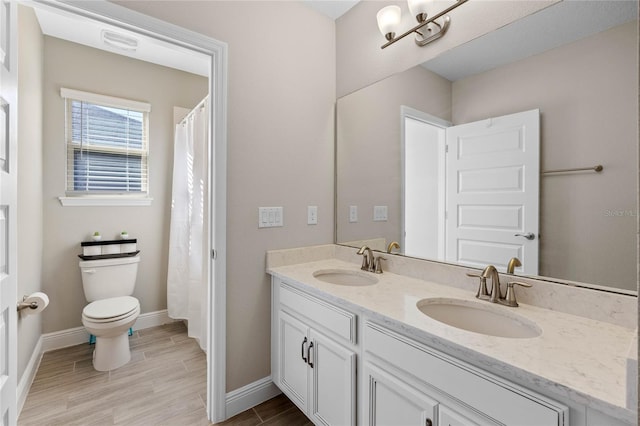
top-left (417, 298), bottom-right (542, 339)
top-left (313, 269), bottom-right (378, 286)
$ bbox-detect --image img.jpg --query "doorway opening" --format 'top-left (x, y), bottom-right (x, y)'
top-left (21, 1), bottom-right (227, 422)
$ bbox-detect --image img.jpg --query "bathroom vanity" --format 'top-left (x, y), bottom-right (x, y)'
top-left (267, 245), bottom-right (637, 426)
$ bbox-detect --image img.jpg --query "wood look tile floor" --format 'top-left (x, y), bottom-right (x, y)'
top-left (19, 322), bottom-right (309, 426)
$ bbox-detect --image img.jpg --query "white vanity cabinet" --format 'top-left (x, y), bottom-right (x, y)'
top-left (272, 279), bottom-right (357, 425)
top-left (363, 322), bottom-right (568, 426)
top-left (365, 361), bottom-right (439, 426)
top-left (365, 360), bottom-right (502, 426)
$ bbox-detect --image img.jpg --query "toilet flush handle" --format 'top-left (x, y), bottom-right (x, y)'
top-left (84, 269), bottom-right (96, 274)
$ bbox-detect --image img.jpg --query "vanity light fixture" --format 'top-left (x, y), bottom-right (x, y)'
top-left (101, 30), bottom-right (138, 52)
top-left (377, 0), bottom-right (469, 49)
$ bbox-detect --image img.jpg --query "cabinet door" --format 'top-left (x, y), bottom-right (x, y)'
top-left (439, 404), bottom-right (501, 426)
top-left (309, 329), bottom-right (357, 426)
top-left (279, 311), bottom-right (310, 412)
top-left (365, 362), bottom-right (437, 426)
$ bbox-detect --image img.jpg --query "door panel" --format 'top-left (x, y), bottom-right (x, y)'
top-left (446, 109), bottom-right (539, 274)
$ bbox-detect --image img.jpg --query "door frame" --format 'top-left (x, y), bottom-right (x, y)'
top-left (400, 106), bottom-right (450, 259)
top-left (31, 0), bottom-right (228, 421)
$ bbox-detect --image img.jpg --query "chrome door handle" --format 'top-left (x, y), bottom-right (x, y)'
top-left (307, 341), bottom-right (314, 368)
top-left (514, 233), bottom-right (535, 240)
top-left (301, 337), bottom-right (308, 363)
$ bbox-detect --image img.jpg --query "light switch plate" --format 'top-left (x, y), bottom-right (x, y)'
top-left (307, 206), bottom-right (318, 225)
top-left (258, 207), bottom-right (283, 228)
top-left (349, 205), bottom-right (358, 223)
top-left (373, 205), bottom-right (388, 221)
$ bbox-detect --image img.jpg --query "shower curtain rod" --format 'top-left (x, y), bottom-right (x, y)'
top-left (179, 95), bottom-right (209, 126)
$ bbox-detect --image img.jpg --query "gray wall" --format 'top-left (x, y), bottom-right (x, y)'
top-left (17, 5), bottom-right (44, 381)
top-left (113, 0), bottom-right (336, 392)
top-left (41, 37), bottom-right (208, 331)
top-left (336, 66), bottom-right (451, 246)
top-left (452, 20), bottom-right (638, 290)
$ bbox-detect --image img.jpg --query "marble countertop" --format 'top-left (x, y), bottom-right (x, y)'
top-left (268, 257), bottom-right (636, 423)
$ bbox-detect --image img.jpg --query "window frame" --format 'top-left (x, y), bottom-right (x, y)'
top-left (58, 88), bottom-right (153, 206)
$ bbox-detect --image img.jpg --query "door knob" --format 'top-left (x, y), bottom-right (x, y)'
top-left (514, 232), bottom-right (535, 240)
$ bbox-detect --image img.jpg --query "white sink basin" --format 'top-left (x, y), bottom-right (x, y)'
top-left (417, 298), bottom-right (541, 339)
top-left (313, 269), bottom-right (378, 286)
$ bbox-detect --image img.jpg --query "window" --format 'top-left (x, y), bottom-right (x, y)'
top-left (61, 88), bottom-right (151, 203)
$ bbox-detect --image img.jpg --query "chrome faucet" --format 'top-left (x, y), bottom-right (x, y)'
top-left (357, 246), bottom-right (384, 274)
top-left (386, 241), bottom-right (400, 254)
top-left (481, 265), bottom-right (502, 303)
top-left (506, 257), bottom-right (522, 274)
top-left (467, 264), bottom-right (532, 307)
top-left (357, 246), bottom-right (375, 272)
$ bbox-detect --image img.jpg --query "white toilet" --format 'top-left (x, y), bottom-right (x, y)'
top-left (79, 255), bottom-right (141, 371)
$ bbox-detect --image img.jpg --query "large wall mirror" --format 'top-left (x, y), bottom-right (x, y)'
top-left (336, 1), bottom-right (638, 293)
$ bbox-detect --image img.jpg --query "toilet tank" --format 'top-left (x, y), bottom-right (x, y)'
top-left (79, 255), bottom-right (140, 302)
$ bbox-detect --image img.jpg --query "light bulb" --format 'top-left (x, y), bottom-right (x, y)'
top-left (376, 5), bottom-right (402, 41)
top-left (407, 0), bottom-right (430, 22)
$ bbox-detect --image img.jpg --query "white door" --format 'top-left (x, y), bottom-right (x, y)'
top-left (0, 1), bottom-right (17, 424)
top-left (446, 110), bottom-right (539, 274)
top-left (278, 311), bottom-right (310, 413)
top-left (365, 362), bottom-right (437, 426)
top-left (309, 329), bottom-right (356, 426)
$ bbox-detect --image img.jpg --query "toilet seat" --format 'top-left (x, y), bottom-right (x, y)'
top-left (83, 296), bottom-right (139, 323)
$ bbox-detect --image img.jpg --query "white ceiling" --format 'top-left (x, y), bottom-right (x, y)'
top-left (422, 0), bottom-right (638, 81)
top-left (33, 6), bottom-right (210, 77)
top-left (302, 0), bottom-right (360, 19)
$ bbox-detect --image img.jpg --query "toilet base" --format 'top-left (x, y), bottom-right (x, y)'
top-left (92, 332), bottom-right (131, 371)
top-left (89, 327), bottom-right (133, 345)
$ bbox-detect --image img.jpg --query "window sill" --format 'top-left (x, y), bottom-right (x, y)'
top-left (58, 196), bottom-right (153, 207)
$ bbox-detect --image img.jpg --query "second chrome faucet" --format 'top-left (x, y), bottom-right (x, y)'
top-left (467, 258), bottom-right (531, 307)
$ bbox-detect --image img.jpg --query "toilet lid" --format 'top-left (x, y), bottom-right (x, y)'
top-left (83, 296), bottom-right (139, 320)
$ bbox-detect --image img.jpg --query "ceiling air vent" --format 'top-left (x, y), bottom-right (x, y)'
top-left (101, 30), bottom-right (138, 52)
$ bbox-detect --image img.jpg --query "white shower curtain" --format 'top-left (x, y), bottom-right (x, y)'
top-left (167, 98), bottom-right (208, 351)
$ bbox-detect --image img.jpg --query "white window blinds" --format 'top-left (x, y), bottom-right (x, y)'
top-left (61, 88), bottom-right (151, 195)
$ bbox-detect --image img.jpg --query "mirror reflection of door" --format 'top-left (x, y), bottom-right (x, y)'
top-left (403, 108), bottom-right (540, 274)
top-left (446, 109), bottom-right (540, 275)
top-left (402, 107), bottom-right (449, 260)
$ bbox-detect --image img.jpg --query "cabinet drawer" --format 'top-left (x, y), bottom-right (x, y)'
top-left (364, 323), bottom-right (567, 426)
top-left (280, 282), bottom-right (356, 344)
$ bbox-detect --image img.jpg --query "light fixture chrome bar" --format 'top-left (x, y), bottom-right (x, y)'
top-left (415, 16), bottom-right (450, 46)
top-left (381, 0), bottom-right (470, 49)
top-left (542, 165), bottom-right (604, 175)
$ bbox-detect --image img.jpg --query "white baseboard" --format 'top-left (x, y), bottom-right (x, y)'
top-left (225, 376), bottom-right (281, 419)
top-left (17, 336), bottom-right (43, 416)
top-left (134, 309), bottom-right (176, 331)
top-left (41, 309), bottom-right (176, 353)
